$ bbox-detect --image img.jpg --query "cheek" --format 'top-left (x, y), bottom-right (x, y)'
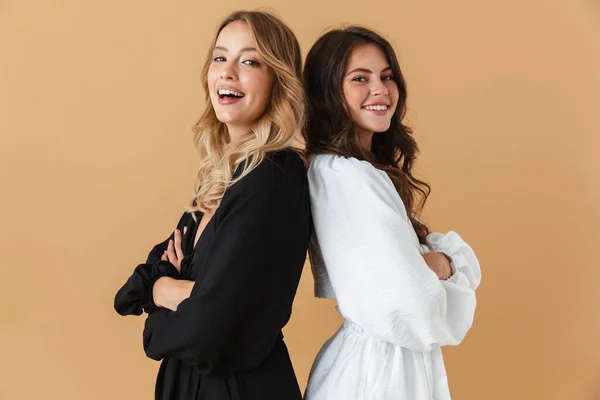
top-left (343, 85), bottom-right (365, 112)
top-left (389, 84), bottom-right (400, 104)
top-left (246, 72), bottom-right (274, 103)
top-left (206, 67), bottom-right (220, 93)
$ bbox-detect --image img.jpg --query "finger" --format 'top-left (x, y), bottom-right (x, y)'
top-left (174, 229), bottom-right (184, 260)
top-left (167, 240), bottom-right (177, 263)
top-left (183, 226), bottom-right (188, 235)
top-left (167, 240), bottom-right (181, 271)
top-left (161, 251), bottom-right (167, 261)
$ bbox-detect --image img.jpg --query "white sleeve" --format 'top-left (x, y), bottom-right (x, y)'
top-left (308, 155), bottom-right (478, 352)
top-left (425, 231), bottom-right (482, 290)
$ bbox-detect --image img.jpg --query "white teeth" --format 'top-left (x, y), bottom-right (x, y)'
top-left (363, 105), bottom-right (388, 111)
top-left (218, 89), bottom-right (244, 97)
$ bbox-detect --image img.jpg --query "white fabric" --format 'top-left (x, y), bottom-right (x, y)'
top-left (305, 154), bottom-right (481, 400)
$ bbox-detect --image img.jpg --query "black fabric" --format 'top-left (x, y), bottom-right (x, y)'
top-left (114, 150), bottom-right (310, 400)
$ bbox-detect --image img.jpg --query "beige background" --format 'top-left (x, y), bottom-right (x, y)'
top-left (1, 0), bottom-right (599, 399)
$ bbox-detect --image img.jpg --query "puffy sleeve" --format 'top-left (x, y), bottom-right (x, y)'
top-left (142, 152), bottom-right (311, 374)
top-left (308, 155), bottom-right (479, 352)
top-left (113, 214), bottom-right (193, 316)
top-left (425, 231), bottom-right (481, 290)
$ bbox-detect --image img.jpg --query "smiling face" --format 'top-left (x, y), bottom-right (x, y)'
top-left (342, 43), bottom-right (399, 145)
top-left (207, 20), bottom-right (275, 141)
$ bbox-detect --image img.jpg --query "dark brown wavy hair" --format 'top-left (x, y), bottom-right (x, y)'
top-left (303, 26), bottom-right (431, 243)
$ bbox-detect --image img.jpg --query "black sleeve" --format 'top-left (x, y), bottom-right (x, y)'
top-left (113, 213), bottom-right (194, 316)
top-left (142, 152), bottom-right (310, 375)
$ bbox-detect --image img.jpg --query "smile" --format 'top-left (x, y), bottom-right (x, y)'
top-left (217, 88), bottom-right (246, 99)
top-left (362, 104), bottom-right (389, 111)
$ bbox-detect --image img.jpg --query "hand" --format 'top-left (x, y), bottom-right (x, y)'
top-left (423, 252), bottom-right (453, 280)
top-left (152, 276), bottom-right (194, 312)
top-left (161, 227), bottom-right (187, 272)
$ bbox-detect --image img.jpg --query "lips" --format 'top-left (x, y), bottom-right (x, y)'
top-left (217, 95), bottom-right (243, 106)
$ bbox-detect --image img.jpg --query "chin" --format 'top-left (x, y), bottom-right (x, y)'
top-left (366, 124), bottom-right (391, 133)
top-left (214, 113), bottom-right (236, 124)
top-left (358, 117), bottom-right (391, 133)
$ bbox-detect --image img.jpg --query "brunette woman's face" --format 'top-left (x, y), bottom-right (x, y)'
top-left (342, 44), bottom-right (399, 140)
top-left (207, 21), bottom-right (275, 139)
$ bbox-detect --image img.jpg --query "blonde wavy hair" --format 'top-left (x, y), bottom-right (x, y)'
top-left (187, 10), bottom-right (305, 215)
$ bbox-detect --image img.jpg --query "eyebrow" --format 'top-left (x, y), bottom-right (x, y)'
top-left (346, 66), bottom-right (392, 76)
top-left (213, 46), bottom-right (258, 53)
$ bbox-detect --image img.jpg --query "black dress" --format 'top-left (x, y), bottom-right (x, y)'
top-left (114, 150), bottom-right (310, 400)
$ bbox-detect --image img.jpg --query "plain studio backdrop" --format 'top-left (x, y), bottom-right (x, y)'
top-left (1, 1), bottom-right (599, 399)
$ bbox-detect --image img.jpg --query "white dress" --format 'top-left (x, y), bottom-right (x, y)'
top-left (304, 154), bottom-right (481, 400)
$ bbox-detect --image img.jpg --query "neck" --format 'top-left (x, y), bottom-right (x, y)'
top-left (357, 130), bottom-right (374, 152)
top-left (226, 125), bottom-right (252, 144)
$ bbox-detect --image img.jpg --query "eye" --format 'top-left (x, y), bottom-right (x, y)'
top-left (352, 76), bottom-right (367, 82)
top-left (382, 75), bottom-right (395, 82)
top-left (242, 59), bottom-right (259, 66)
top-left (213, 56), bottom-right (226, 62)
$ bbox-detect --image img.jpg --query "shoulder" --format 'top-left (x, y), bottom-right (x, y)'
top-left (308, 153), bottom-right (389, 187)
top-left (264, 148), bottom-right (306, 177)
top-left (307, 154), bottom-right (402, 211)
top-left (236, 149), bottom-right (307, 193)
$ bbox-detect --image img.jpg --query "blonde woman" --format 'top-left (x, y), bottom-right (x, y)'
top-left (114, 10), bottom-right (310, 400)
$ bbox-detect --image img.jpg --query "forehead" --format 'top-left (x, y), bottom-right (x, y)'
top-left (215, 20), bottom-right (257, 50)
top-left (346, 43), bottom-right (389, 70)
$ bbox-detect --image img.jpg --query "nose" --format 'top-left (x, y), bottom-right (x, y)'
top-left (220, 63), bottom-right (237, 81)
top-left (370, 79), bottom-right (388, 97)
